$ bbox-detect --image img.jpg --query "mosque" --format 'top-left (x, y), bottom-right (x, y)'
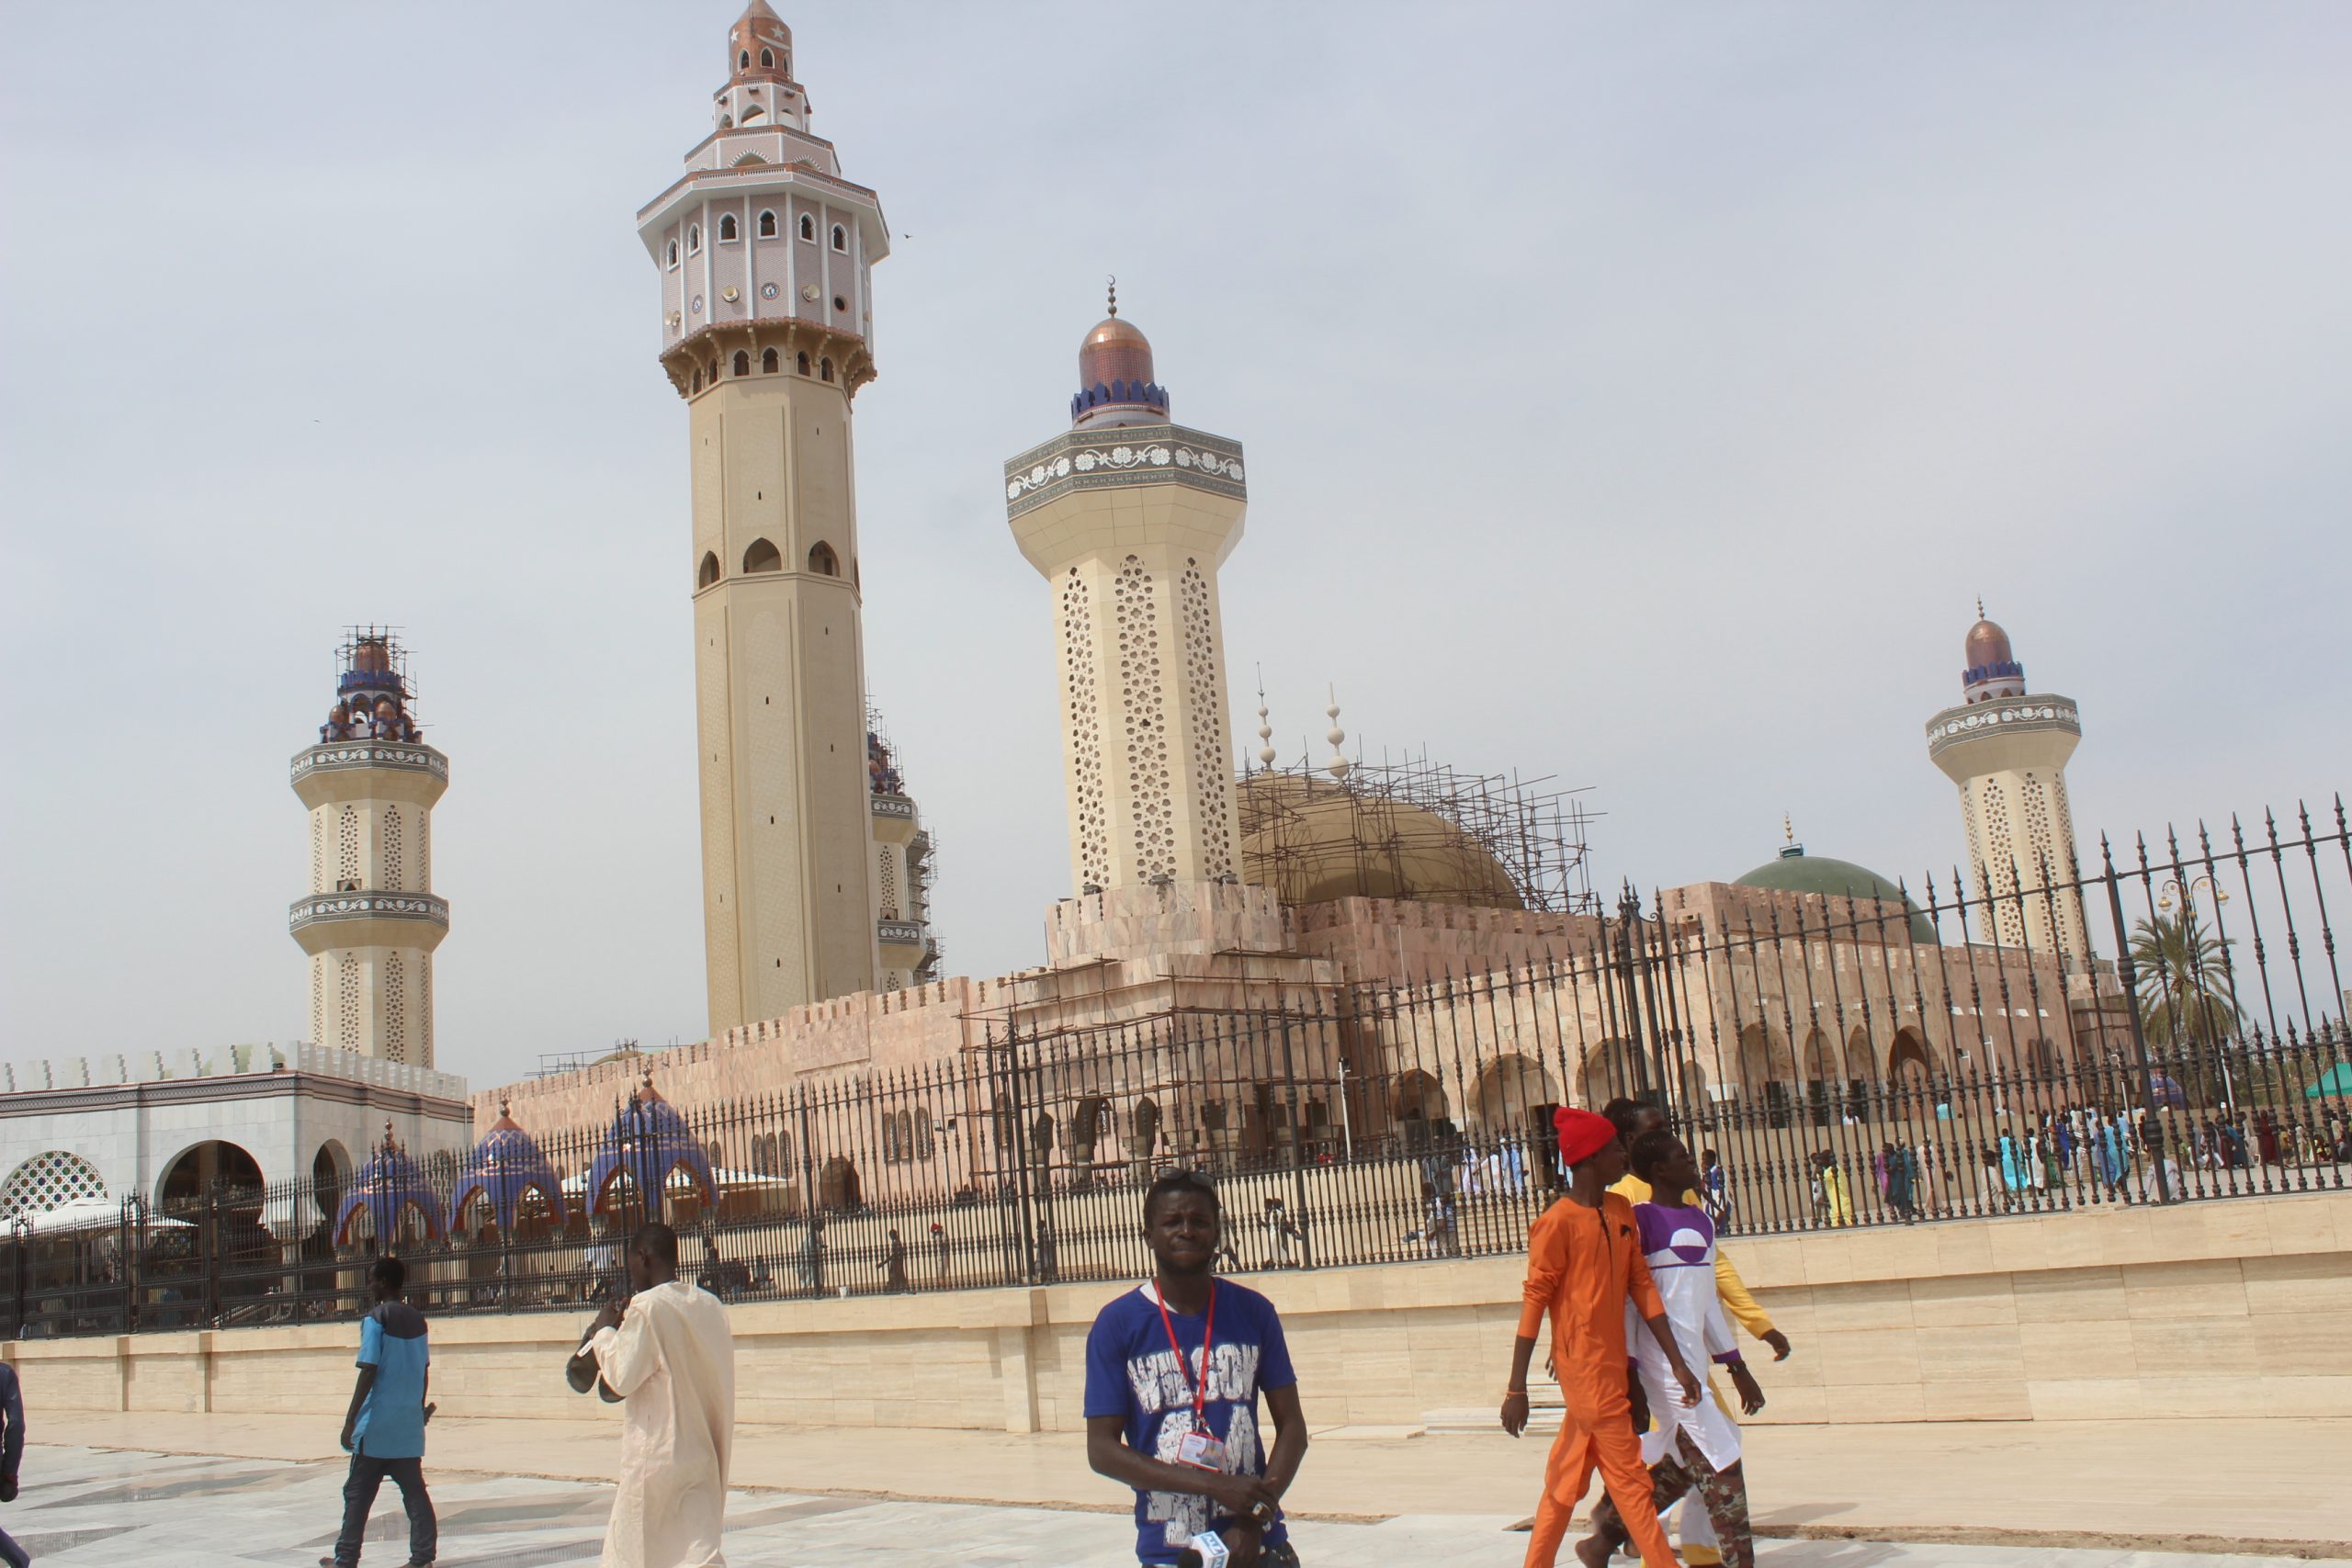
top-left (0, 4), bottom-right (2107, 1237)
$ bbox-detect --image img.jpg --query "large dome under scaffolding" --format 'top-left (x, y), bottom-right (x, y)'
top-left (1236, 755), bottom-right (1595, 913)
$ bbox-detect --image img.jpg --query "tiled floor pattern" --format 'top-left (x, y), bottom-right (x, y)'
top-left (0, 1446), bottom-right (2321, 1567)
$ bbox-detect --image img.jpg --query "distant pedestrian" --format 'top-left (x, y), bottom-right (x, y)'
top-left (0, 1358), bottom-right (28, 1568)
top-left (323, 1255), bottom-right (435, 1568)
top-left (880, 1229), bottom-right (909, 1293)
top-left (1037, 1220), bottom-right (1059, 1283)
top-left (1701, 1149), bottom-right (1731, 1230)
top-left (799, 1214), bottom-right (826, 1294)
top-left (929, 1220), bottom-right (950, 1287)
top-left (1883, 1143), bottom-right (1917, 1224)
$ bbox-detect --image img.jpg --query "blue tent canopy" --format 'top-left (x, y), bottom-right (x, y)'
top-left (585, 1082), bottom-right (716, 1217)
top-left (450, 1105), bottom-right (567, 1234)
top-left (335, 1124), bottom-right (445, 1246)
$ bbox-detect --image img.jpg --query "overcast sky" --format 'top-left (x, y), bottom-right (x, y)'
top-left (3, 3), bottom-right (2346, 1092)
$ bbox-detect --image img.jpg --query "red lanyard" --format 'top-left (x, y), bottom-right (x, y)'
top-left (1155, 1280), bottom-right (1217, 1419)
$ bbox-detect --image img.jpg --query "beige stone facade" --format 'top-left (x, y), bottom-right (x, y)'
top-left (25, 1190), bottom-right (2343, 1430)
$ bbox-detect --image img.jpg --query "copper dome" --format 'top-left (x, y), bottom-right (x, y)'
top-left (1963, 617), bottom-right (2013, 670)
top-left (351, 637), bottom-right (392, 674)
top-left (1079, 315), bottom-right (1154, 392)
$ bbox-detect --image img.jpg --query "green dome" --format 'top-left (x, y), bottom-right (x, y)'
top-left (1733, 849), bottom-right (1937, 945)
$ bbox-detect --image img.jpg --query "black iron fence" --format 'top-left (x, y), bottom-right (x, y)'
top-left (8, 798), bottom-right (2347, 1337)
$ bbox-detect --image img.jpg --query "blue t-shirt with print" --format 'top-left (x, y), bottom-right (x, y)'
top-left (353, 1301), bottom-right (430, 1459)
top-left (1083, 1278), bottom-right (1296, 1565)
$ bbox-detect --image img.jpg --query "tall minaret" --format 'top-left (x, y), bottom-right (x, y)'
top-left (290, 631), bottom-right (449, 1066)
top-left (1927, 607), bottom-right (2091, 969)
top-left (639, 3), bottom-right (886, 1032)
top-left (1006, 290), bottom-right (1247, 894)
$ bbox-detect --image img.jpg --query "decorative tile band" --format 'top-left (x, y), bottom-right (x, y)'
top-left (289, 892), bottom-right (451, 934)
top-left (1003, 425), bottom-right (1246, 520)
top-left (291, 744), bottom-right (449, 782)
top-left (1926, 700), bottom-right (2082, 758)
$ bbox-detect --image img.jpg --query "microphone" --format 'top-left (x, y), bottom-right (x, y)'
top-left (1175, 1532), bottom-right (1230, 1568)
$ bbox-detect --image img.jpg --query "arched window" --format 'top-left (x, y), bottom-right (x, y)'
top-left (718, 213), bottom-right (738, 242)
top-left (687, 224), bottom-right (701, 255)
top-left (666, 240), bottom-right (679, 268)
top-left (760, 47), bottom-right (775, 68)
top-left (830, 223), bottom-right (846, 252)
top-left (740, 106), bottom-right (764, 124)
top-left (731, 350), bottom-right (750, 377)
top-left (742, 538), bottom-right (782, 574)
top-left (757, 209), bottom-right (777, 238)
top-left (761, 347), bottom-right (778, 373)
top-left (808, 541), bottom-right (839, 576)
top-left (796, 351), bottom-right (810, 375)
top-left (819, 356), bottom-right (834, 383)
top-left (798, 214), bottom-right (814, 242)
top-left (697, 551), bottom-right (719, 590)
top-left (738, 50), bottom-right (750, 69)
top-left (691, 368), bottom-right (703, 392)
top-left (914, 1106), bottom-right (933, 1161)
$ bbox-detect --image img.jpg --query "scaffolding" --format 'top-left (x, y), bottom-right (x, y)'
top-left (1237, 745), bottom-right (1599, 915)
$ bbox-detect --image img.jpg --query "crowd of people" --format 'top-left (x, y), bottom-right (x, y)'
top-left (276, 1083), bottom-right (2345, 1568)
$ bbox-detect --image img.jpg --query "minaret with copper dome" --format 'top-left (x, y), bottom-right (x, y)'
top-left (290, 630), bottom-right (450, 1066)
top-left (1926, 605), bottom-right (2090, 969)
top-left (1007, 287), bottom-right (1247, 896)
top-left (639, 4), bottom-right (886, 1032)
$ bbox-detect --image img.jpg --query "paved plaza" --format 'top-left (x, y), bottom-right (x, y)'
top-left (1, 1438), bottom-right (2338, 1568)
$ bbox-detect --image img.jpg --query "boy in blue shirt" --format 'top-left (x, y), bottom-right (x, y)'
top-left (324, 1255), bottom-right (436, 1568)
top-left (1085, 1171), bottom-right (1309, 1567)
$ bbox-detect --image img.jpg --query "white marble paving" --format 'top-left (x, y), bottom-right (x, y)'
top-left (0, 1446), bottom-right (2317, 1568)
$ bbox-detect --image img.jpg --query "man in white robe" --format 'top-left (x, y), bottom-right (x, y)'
top-left (569, 1222), bottom-right (735, 1568)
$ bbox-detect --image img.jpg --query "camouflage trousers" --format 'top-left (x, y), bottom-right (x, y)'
top-left (1589, 1429), bottom-right (1752, 1568)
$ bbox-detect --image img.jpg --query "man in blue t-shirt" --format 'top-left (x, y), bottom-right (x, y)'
top-left (1085, 1171), bottom-right (1309, 1566)
top-left (324, 1255), bottom-right (436, 1568)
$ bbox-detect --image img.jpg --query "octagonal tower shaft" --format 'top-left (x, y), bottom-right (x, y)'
top-left (1007, 417), bottom-right (1249, 897)
top-left (639, 6), bottom-right (888, 1031)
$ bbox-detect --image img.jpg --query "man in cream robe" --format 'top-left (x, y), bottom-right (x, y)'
top-left (571, 1222), bottom-right (735, 1568)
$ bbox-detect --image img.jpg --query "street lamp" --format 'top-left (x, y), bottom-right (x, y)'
top-left (2155, 875), bottom-right (2233, 1108)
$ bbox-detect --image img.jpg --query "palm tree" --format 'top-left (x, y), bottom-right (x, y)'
top-left (2130, 908), bottom-right (2245, 1109)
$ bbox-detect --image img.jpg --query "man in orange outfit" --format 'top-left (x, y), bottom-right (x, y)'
top-left (1502, 1107), bottom-right (1702, 1568)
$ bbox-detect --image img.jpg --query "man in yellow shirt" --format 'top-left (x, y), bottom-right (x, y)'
top-left (1603, 1100), bottom-right (1792, 1567)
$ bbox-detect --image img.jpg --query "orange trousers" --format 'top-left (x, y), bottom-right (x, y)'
top-left (1523, 1406), bottom-right (1676, 1568)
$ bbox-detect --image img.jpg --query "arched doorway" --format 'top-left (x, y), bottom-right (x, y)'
top-left (1577, 1039), bottom-right (1650, 1108)
top-left (1736, 1025), bottom-right (1793, 1128)
top-left (153, 1140), bottom-right (270, 1325)
top-left (1888, 1029), bottom-right (1936, 1104)
top-left (1473, 1055), bottom-right (1557, 1133)
top-left (1801, 1029), bottom-right (1841, 1126)
top-left (156, 1140), bottom-right (265, 1213)
top-left (818, 1156), bottom-right (860, 1212)
top-left (1393, 1070), bottom-right (1449, 1151)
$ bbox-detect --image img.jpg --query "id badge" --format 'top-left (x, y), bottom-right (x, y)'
top-left (1174, 1430), bottom-right (1227, 1471)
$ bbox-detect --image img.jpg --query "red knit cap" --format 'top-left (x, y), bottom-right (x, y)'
top-left (1555, 1106), bottom-right (1617, 1168)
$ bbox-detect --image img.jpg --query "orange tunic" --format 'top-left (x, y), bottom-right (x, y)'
top-left (1516, 1194), bottom-right (1677, 1568)
top-left (1520, 1193), bottom-right (1666, 1416)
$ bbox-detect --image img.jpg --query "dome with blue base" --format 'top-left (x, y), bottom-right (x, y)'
top-left (451, 1103), bottom-right (568, 1234)
top-left (335, 1122), bottom-right (446, 1246)
top-left (586, 1078), bottom-right (718, 1216)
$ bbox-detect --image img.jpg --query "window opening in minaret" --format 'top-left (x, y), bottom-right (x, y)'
top-left (760, 48), bottom-right (774, 67)
top-left (758, 209), bottom-right (777, 238)
top-left (808, 541), bottom-right (838, 576)
top-left (688, 224), bottom-right (701, 254)
top-left (667, 240), bottom-right (679, 268)
top-left (762, 348), bottom-right (778, 373)
top-left (797, 351), bottom-right (810, 375)
top-left (732, 350), bottom-right (750, 377)
top-left (742, 538), bottom-right (782, 574)
top-left (718, 213), bottom-right (738, 242)
top-left (831, 224), bottom-right (846, 252)
top-left (819, 356), bottom-right (833, 382)
top-left (798, 214), bottom-right (814, 242)
top-left (738, 51), bottom-right (750, 69)
top-left (692, 368), bottom-right (703, 392)
top-left (741, 106), bottom-right (764, 124)
top-left (697, 551), bottom-right (720, 590)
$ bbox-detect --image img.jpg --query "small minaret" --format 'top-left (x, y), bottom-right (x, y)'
top-left (1006, 288), bottom-right (1246, 894)
top-left (639, 2), bottom-right (889, 1032)
top-left (290, 631), bottom-right (449, 1066)
top-left (1927, 606), bottom-right (2091, 969)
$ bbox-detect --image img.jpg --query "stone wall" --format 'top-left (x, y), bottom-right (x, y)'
top-left (13, 1192), bottom-right (2341, 1432)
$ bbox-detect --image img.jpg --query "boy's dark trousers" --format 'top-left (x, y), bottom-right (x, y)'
top-left (333, 1450), bottom-right (435, 1566)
